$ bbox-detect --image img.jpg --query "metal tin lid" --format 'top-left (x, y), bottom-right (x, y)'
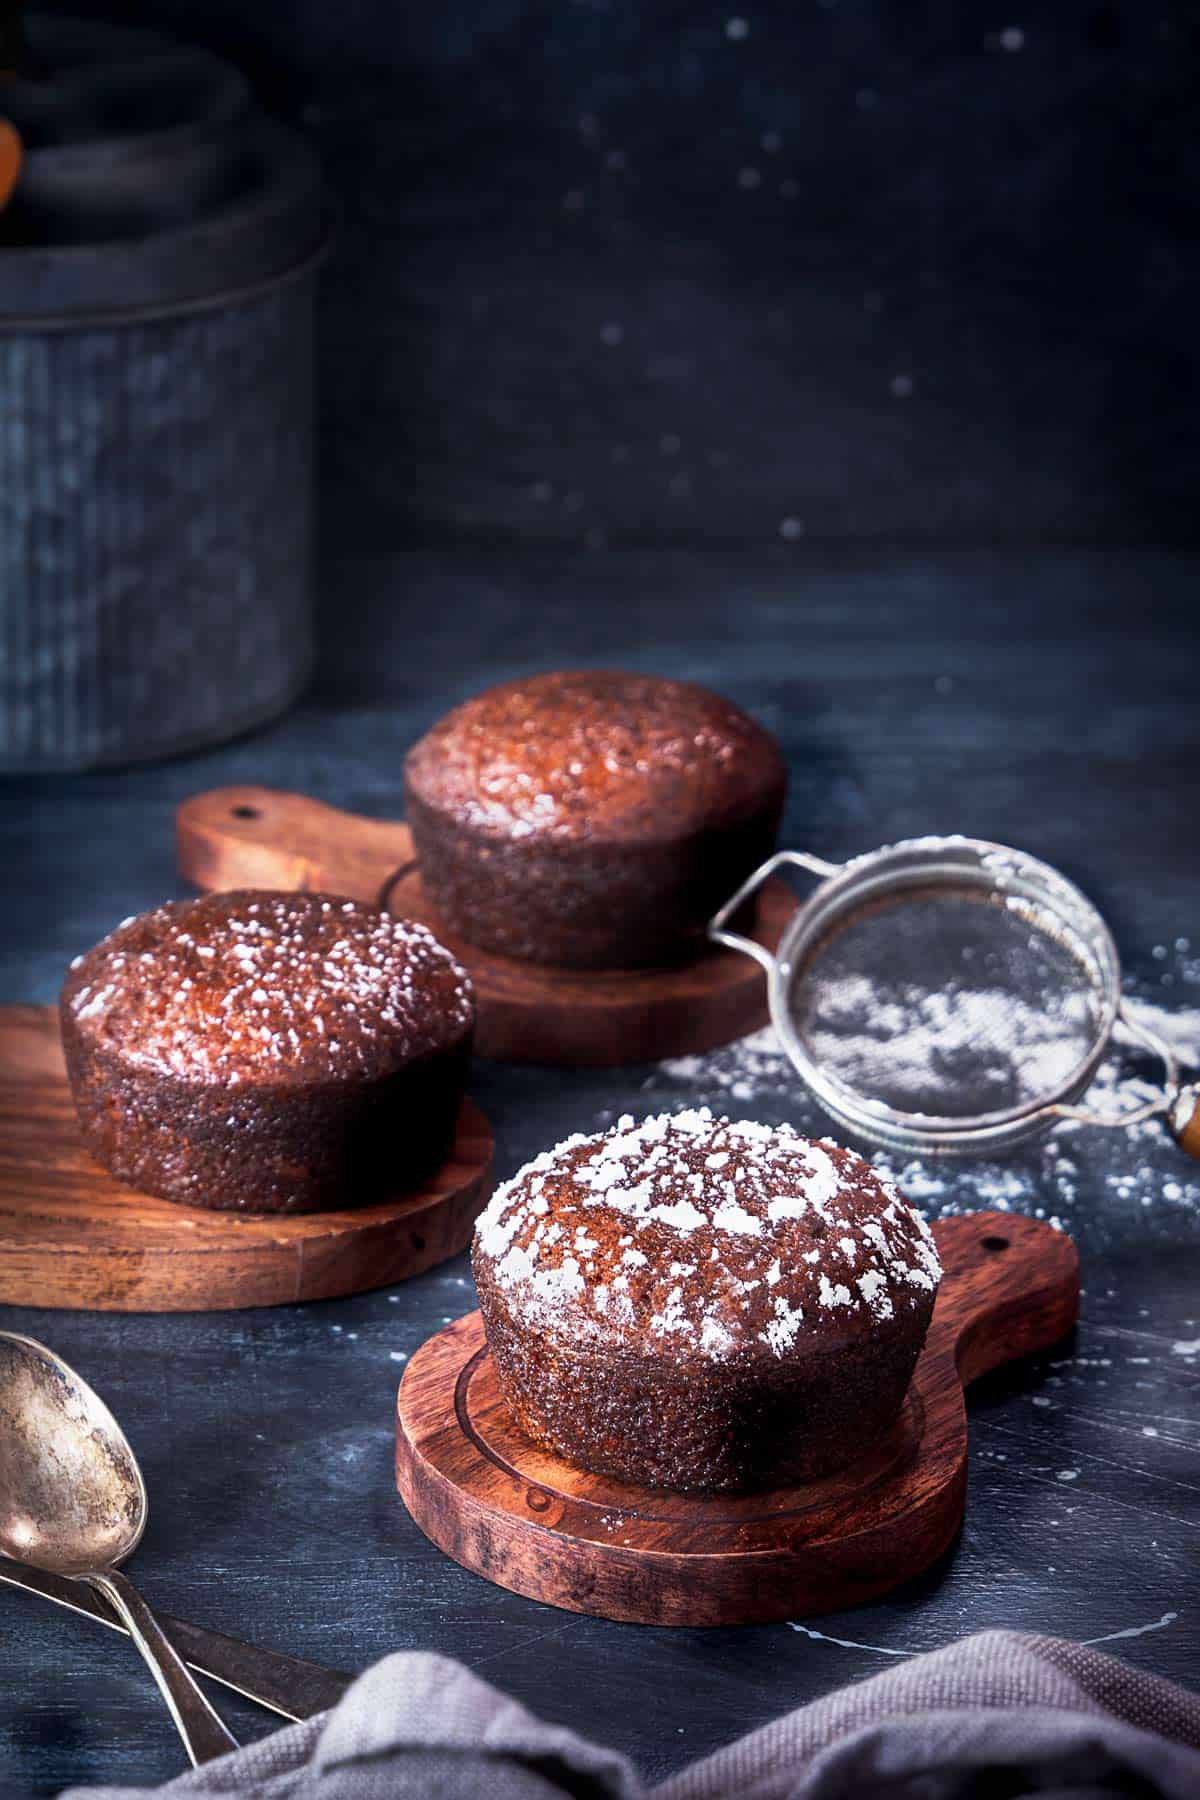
top-left (0, 14), bottom-right (327, 326)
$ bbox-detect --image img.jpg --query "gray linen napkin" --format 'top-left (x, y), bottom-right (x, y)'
top-left (62, 1629), bottom-right (1200, 1800)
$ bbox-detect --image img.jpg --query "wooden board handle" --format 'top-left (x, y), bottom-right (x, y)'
top-left (1171, 1084), bottom-right (1200, 1160)
top-left (176, 787), bottom-right (414, 908)
top-left (0, 120), bottom-right (22, 210)
top-left (930, 1210), bottom-right (1079, 1389)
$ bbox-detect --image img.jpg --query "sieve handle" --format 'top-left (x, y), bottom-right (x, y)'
top-left (1047, 1001), bottom-right (1195, 1146)
top-left (708, 849), bottom-right (841, 974)
top-left (1170, 1086), bottom-right (1200, 1159)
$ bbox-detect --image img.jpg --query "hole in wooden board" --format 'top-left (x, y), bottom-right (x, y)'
top-left (981, 1235), bottom-right (1010, 1253)
top-left (232, 805), bottom-right (260, 819)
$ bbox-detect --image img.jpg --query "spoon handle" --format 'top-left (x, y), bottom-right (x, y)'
top-left (0, 1559), bottom-right (351, 1719)
top-left (87, 1568), bottom-right (239, 1767)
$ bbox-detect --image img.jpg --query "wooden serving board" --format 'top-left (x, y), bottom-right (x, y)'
top-left (395, 1211), bottom-right (1079, 1625)
top-left (0, 1007), bottom-right (493, 1313)
top-left (176, 786), bottom-right (794, 1067)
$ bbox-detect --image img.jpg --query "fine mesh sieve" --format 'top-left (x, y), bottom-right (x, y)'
top-left (710, 836), bottom-right (1200, 1158)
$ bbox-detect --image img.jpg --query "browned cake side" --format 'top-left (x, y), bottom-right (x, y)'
top-left (403, 670), bottom-right (787, 968)
top-left (60, 891), bottom-right (475, 1214)
top-left (472, 1110), bottom-right (942, 1491)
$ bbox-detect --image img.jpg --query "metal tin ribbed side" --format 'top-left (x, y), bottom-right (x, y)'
top-left (0, 273), bottom-right (316, 770)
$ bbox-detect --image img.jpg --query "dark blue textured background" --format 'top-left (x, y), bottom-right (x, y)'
top-left (59, 0), bottom-right (1200, 546)
top-left (5, 2), bottom-right (1200, 1793)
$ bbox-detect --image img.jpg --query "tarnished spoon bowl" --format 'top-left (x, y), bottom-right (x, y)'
top-left (0, 1332), bottom-right (236, 1766)
top-left (0, 1332), bottom-right (145, 1576)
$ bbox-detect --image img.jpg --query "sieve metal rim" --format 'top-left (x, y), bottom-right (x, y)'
top-left (713, 836), bottom-right (1144, 1156)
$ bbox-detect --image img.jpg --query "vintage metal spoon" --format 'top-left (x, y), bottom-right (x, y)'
top-left (0, 1332), bottom-right (238, 1766)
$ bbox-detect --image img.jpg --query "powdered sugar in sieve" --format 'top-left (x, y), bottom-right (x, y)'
top-left (788, 887), bottom-right (1103, 1122)
top-left (709, 835), bottom-right (1194, 1156)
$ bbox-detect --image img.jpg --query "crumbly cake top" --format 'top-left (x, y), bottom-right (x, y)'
top-left (404, 670), bottom-right (785, 842)
top-left (62, 891), bottom-right (474, 1086)
top-left (473, 1109), bottom-right (941, 1365)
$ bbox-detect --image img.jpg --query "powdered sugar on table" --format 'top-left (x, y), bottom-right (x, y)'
top-left (645, 945), bottom-right (1200, 1240)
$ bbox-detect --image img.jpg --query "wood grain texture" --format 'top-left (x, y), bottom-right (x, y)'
top-left (395, 1212), bottom-right (1080, 1625)
top-left (0, 120), bottom-right (22, 212)
top-left (1172, 1087), bottom-right (1200, 1161)
top-left (0, 1007), bottom-right (494, 1312)
top-left (176, 786), bottom-right (411, 905)
top-left (177, 785), bottom-right (795, 1066)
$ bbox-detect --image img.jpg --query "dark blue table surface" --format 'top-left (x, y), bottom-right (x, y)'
top-left (3, 547), bottom-right (1199, 1795)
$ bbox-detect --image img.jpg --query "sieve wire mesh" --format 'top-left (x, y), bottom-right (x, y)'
top-left (787, 883), bottom-right (1106, 1123)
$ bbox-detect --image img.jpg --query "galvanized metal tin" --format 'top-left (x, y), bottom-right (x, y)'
top-left (0, 16), bottom-right (327, 770)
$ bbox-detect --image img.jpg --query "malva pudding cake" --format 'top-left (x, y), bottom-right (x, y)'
top-left (61, 890), bottom-right (474, 1214)
top-left (403, 670), bottom-right (787, 969)
top-left (472, 1108), bottom-right (941, 1491)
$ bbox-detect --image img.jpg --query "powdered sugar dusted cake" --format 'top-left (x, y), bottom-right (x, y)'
top-left (472, 1108), bottom-right (941, 1490)
top-left (404, 670), bottom-right (786, 968)
top-left (61, 891), bottom-right (475, 1213)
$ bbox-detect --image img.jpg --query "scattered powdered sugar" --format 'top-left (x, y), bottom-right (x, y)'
top-left (66, 892), bottom-right (474, 1083)
top-left (646, 950), bottom-right (1200, 1235)
top-left (662, 1026), bottom-right (787, 1102)
top-left (474, 1108), bottom-right (941, 1362)
top-left (1117, 995), bottom-right (1200, 1069)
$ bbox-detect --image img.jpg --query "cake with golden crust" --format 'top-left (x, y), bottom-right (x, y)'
top-left (61, 890), bottom-right (474, 1214)
top-left (404, 670), bottom-right (787, 968)
top-left (472, 1109), bottom-right (941, 1491)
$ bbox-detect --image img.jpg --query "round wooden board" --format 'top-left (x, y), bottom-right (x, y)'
top-left (176, 785), bottom-right (794, 1066)
top-left (395, 1212), bottom-right (1079, 1626)
top-left (0, 1006), bottom-right (494, 1313)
